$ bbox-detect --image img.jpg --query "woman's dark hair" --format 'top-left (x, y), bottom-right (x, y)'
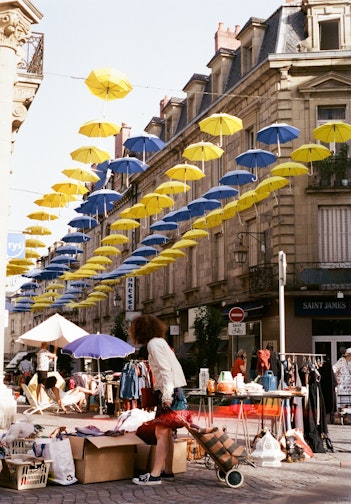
top-left (44, 376), bottom-right (57, 389)
top-left (129, 314), bottom-right (166, 345)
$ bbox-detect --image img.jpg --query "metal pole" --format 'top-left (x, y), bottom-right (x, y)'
top-left (278, 251), bottom-right (286, 388)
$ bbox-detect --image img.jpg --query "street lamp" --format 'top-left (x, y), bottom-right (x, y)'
top-left (233, 231), bottom-right (266, 264)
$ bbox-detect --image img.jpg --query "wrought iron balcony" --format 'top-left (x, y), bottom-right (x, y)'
top-left (18, 32), bottom-right (44, 76)
top-left (308, 155), bottom-right (351, 189)
top-left (248, 262), bottom-right (351, 294)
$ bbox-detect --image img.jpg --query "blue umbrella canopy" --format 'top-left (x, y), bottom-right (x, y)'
top-left (124, 255), bottom-right (149, 265)
top-left (55, 245), bottom-right (84, 255)
top-left (235, 149), bottom-right (277, 170)
top-left (68, 215), bottom-right (98, 229)
top-left (62, 333), bottom-right (135, 360)
top-left (150, 219), bottom-right (178, 231)
top-left (257, 122), bottom-right (300, 156)
top-left (69, 280), bottom-right (90, 288)
top-left (131, 245), bottom-right (159, 257)
top-left (61, 232), bottom-right (91, 243)
top-left (50, 255), bottom-right (78, 264)
top-left (20, 281), bottom-right (38, 290)
top-left (141, 233), bottom-right (170, 246)
top-left (124, 133), bottom-right (165, 155)
top-left (77, 189), bottom-right (122, 216)
top-left (219, 169), bottom-right (257, 187)
top-left (45, 263), bottom-right (71, 272)
top-left (187, 197), bottom-right (221, 217)
top-left (108, 156), bottom-right (148, 174)
top-left (163, 206), bottom-right (193, 223)
top-left (203, 185), bottom-right (238, 200)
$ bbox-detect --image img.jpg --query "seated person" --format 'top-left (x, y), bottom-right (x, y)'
top-left (44, 375), bottom-right (94, 413)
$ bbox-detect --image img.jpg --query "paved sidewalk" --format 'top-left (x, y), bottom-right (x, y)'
top-left (0, 405), bottom-right (350, 503)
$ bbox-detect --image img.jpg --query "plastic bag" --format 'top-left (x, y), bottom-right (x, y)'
top-left (33, 437), bottom-right (77, 485)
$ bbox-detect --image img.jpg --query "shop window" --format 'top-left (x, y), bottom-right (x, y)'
top-left (320, 20), bottom-right (340, 50)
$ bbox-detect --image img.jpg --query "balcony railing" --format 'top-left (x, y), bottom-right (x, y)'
top-left (308, 157), bottom-right (351, 189)
top-left (18, 32), bottom-right (44, 76)
top-left (248, 262), bottom-right (351, 294)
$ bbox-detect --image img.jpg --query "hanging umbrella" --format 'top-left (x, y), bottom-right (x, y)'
top-left (313, 121), bottom-right (351, 143)
top-left (35, 192), bottom-right (78, 208)
top-left (199, 112), bottom-right (243, 146)
top-left (25, 238), bottom-right (46, 248)
top-left (172, 239), bottom-right (198, 250)
top-left (8, 258), bottom-right (34, 267)
top-left (62, 167), bottom-right (100, 183)
top-left (86, 255), bottom-right (112, 265)
top-left (271, 162), bottom-right (309, 178)
top-left (85, 67), bottom-right (133, 100)
top-left (219, 169), bottom-right (257, 189)
top-left (119, 203), bottom-right (151, 219)
top-left (159, 249), bottom-right (186, 259)
top-left (61, 232), bottom-right (91, 243)
top-left (290, 143), bottom-right (332, 174)
top-left (182, 141), bottom-right (224, 172)
top-left (140, 192), bottom-right (174, 216)
top-left (94, 285), bottom-right (113, 293)
top-left (141, 233), bottom-right (170, 246)
top-left (25, 248), bottom-right (41, 259)
top-left (68, 215), bottom-right (98, 229)
top-left (52, 181), bottom-right (88, 196)
top-left (80, 263), bottom-right (106, 271)
top-left (108, 157), bottom-right (148, 186)
top-left (203, 185), bottom-right (238, 200)
top-left (187, 197), bottom-right (221, 217)
top-left (70, 280), bottom-right (91, 288)
top-left (75, 198), bottom-right (114, 217)
top-left (101, 234), bottom-right (130, 245)
top-left (87, 188), bottom-right (122, 206)
top-left (155, 181), bottom-right (190, 194)
top-left (62, 333), bottom-right (135, 417)
top-left (45, 283), bottom-right (65, 290)
top-left (124, 255), bottom-right (149, 265)
top-left (165, 163), bottom-right (206, 183)
top-left (70, 146), bottom-right (111, 165)
top-left (131, 245), bottom-right (159, 257)
top-left (93, 245), bottom-right (121, 256)
top-left (255, 176), bottom-right (289, 203)
top-left (150, 255), bottom-right (176, 265)
top-left (20, 281), bottom-right (38, 290)
top-left (235, 149), bottom-right (277, 176)
top-left (163, 206), bottom-right (193, 223)
top-left (124, 133), bottom-right (165, 163)
top-left (79, 119), bottom-right (121, 138)
top-left (55, 245), bottom-right (84, 255)
top-left (22, 225), bottom-right (52, 236)
top-left (110, 218), bottom-right (140, 231)
top-left (150, 220), bottom-right (178, 231)
top-left (50, 255), bottom-right (78, 265)
top-left (193, 208), bottom-right (224, 229)
top-left (88, 291), bottom-right (108, 299)
top-left (182, 229), bottom-right (209, 240)
top-left (257, 122), bottom-right (300, 156)
top-left (45, 263), bottom-right (71, 272)
top-left (27, 211), bottom-right (58, 221)
top-left (238, 189), bottom-right (270, 215)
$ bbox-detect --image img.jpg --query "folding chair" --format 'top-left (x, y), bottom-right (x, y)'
top-left (45, 388), bottom-right (82, 413)
top-left (21, 384), bottom-right (58, 416)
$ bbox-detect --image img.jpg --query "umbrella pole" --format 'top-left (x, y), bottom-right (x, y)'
top-left (93, 359), bottom-right (109, 419)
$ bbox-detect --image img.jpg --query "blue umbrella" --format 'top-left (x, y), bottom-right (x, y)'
top-left (94, 160), bottom-right (110, 190)
top-left (124, 255), bottom-right (149, 265)
top-left (20, 281), bottom-right (38, 290)
top-left (32, 270), bottom-right (62, 280)
top-left (203, 185), bottom-right (238, 200)
top-left (219, 169), bottom-right (257, 188)
top-left (62, 333), bottom-right (135, 417)
top-left (108, 157), bottom-right (148, 187)
top-left (58, 293), bottom-right (77, 300)
top-left (80, 189), bottom-right (122, 216)
top-left (257, 122), bottom-right (300, 156)
top-left (131, 245), bottom-right (159, 257)
top-left (55, 245), bottom-right (84, 255)
top-left (65, 288), bottom-right (84, 294)
top-left (68, 215), bottom-right (98, 229)
top-left (187, 197), bottom-right (221, 217)
top-left (45, 263), bottom-right (71, 272)
top-left (18, 289), bottom-right (37, 297)
top-left (50, 255), bottom-right (78, 264)
top-left (235, 149), bottom-right (277, 175)
top-left (164, 206), bottom-right (193, 223)
top-left (124, 133), bottom-right (165, 163)
top-left (141, 233), bottom-right (170, 246)
top-left (15, 297), bottom-right (35, 304)
top-left (61, 232), bottom-right (91, 243)
top-left (69, 280), bottom-right (90, 288)
top-left (150, 219), bottom-right (178, 231)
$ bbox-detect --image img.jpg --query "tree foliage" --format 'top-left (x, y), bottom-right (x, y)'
top-left (193, 305), bottom-right (226, 376)
top-left (110, 314), bottom-right (129, 342)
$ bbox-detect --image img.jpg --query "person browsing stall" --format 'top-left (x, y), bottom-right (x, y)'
top-left (231, 348), bottom-right (247, 381)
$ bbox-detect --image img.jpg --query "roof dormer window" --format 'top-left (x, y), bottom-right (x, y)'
top-left (320, 19), bottom-right (340, 50)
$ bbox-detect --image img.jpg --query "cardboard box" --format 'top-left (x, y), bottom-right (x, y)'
top-left (69, 434), bottom-right (145, 484)
top-left (134, 439), bottom-right (187, 474)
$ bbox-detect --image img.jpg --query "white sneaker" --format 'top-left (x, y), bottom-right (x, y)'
top-left (132, 473), bottom-right (161, 485)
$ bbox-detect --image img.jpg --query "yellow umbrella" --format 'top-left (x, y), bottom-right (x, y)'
top-left (255, 176), bottom-right (289, 202)
top-left (78, 300), bottom-right (97, 307)
top-left (93, 285), bottom-right (113, 293)
top-left (140, 193), bottom-right (174, 215)
top-left (110, 218), bottom-right (140, 231)
top-left (101, 234), bottom-right (130, 245)
top-left (93, 245), bottom-right (121, 256)
top-left (25, 248), bottom-right (41, 259)
top-left (159, 249), bottom-right (186, 259)
top-left (8, 258), bottom-right (34, 267)
top-left (31, 303), bottom-right (52, 311)
top-left (238, 189), bottom-right (270, 215)
top-left (290, 143), bottom-right (331, 174)
top-left (27, 211), bottom-right (58, 221)
top-left (85, 67), bottom-right (133, 100)
top-left (199, 113), bottom-right (243, 146)
top-left (192, 208), bottom-right (224, 229)
top-left (70, 146), bottom-right (111, 165)
top-left (150, 256), bottom-right (176, 265)
top-left (182, 229), bottom-right (209, 240)
top-left (101, 278), bottom-right (121, 285)
top-left (271, 162), bottom-right (309, 178)
top-left (165, 163), bottom-right (206, 183)
top-left (88, 290), bottom-right (108, 298)
top-left (51, 181), bottom-right (88, 196)
top-left (35, 192), bottom-right (78, 208)
top-left (119, 203), bottom-right (152, 219)
top-left (62, 167), bottom-right (100, 183)
top-left (172, 239), bottom-right (198, 249)
top-left (86, 255), bottom-right (112, 265)
top-left (38, 291), bottom-right (61, 298)
top-left (313, 121), bottom-right (351, 143)
top-left (73, 269), bottom-right (99, 277)
top-left (182, 141), bottom-right (224, 172)
top-left (25, 238), bottom-right (46, 248)
top-left (79, 119), bottom-right (121, 138)
top-left (7, 265), bottom-right (29, 276)
top-left (155, 181), bottom-right (190, 194)
top-left (45, 283), bottom-right (65, 290)
top-left (80, 263), bottom-right (106, 271)
top-left (22, 225), bottom-right (52, 236)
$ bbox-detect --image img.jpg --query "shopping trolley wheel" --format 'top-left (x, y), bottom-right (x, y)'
top-left (225, 468), bottom-right (244, 489)
top-left (216, 467), bottom-right (226, 482)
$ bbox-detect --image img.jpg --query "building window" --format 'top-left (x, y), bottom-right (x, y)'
top-left (164, 263), bottom-right (174, 295)
top-left (213, 232), bottom-right (225, 281)
top-left (242, 44), bottom-right (253, 74)
top-left (317, 105), bottom-right (346, 153)
top-left (320, 20), bottom-right (339, 50)
top-left (318, 206), bottom-right (351, 265)
top-left (186, 246), bottom-right (197, 289)
top-left (11, 319), bottom-right (14, 334)
top-left (245, 127), bottom-right (255, 150)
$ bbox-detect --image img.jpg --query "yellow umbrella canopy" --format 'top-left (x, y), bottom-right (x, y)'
top-left (165, 163), bottom-right (206, 182)
top-left (51, 180), bottom-right (88, 195)
top-left (7, 265), bottom-right (28, 276)
top-left (172, 239), bottom-right (198, 249)
top-left (119, 203), bottom-right (152, 219)
top-left (182, 229), bottom-right (209, 240)
top-left (45, 283), bottom-right (65, 290)
top-left (79, 119), bottom-right (122, 138)
top-left (140, 193), bottom-right (174, 215)
top-left (155, 181), bottom-right (190, 194)
top-left (27, 211), bottom-right (58, 221)
top-left (101, 234), bottom-right (130, 245)
top-left (8, 258), bottom-right (34, 267)
top-left (80, 263), bottom-right (106, 271)
top-left (290, 143), bottom-right (331, 174)
top-left (22, 225), bottom-right (52, 236)
top-left (192, 208), bottom-right (224, 229)
top-left (25, 248), bottom-right (41, 259)
top-left (150, 255), bottom-right (176, 265)
top-left (313, 121), bottom-right (351, 143)
top-left (199, 113), bottom-right (243, 146)
top-left (255, 176), bottom-right (289, 195)
top-left (86, 255), bottom-right (112, 265)
top-left (159, 249), bottom-right (186, 258)
top-left (271, 162), bottom-right (309, 178)
top-left (88, 291), bottom-right (108, 298)
top-left (70, 146), bottom-right (111, 165)
top-left (85, 67), bottom-right (133, 100)
top-left (93, 245), bottom-right (121, 256)
top-left (101, 278), bottom-right (121, 285)
top-left (62, 167), bottom-right (100, 183)
top-left (238, 189), bottom-right (270, 215)
top-left (110, 218), bottom-right (140, 231)
top-left (182, 141), bottom-right (224, 172)
top-left (25, 238), bottom-right (46, 248)
top-left (38, 291), bottom-right (61, 298)
top-left (93, 284), bottom-right (113, 293)
top-left (35, 192), bottom-right (78, 208)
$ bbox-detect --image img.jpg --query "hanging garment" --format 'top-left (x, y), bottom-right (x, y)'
top-left (119, 361), bottom-right (139, 400)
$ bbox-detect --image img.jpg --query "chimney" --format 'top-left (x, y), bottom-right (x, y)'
top-left (160, 96), bottom-right (169, 117)
top-left (114, 122), bottom-right (132, 158)
top-left (215, 23), bottom-right (241, 52)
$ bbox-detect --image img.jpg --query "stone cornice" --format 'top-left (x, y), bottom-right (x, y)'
top-left (0, 8), bottom-right (32, 53)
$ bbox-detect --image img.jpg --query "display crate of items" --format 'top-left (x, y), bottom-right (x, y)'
top-left (0, 454), bottom-right (51, 490)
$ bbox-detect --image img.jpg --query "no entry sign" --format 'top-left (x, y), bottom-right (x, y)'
top-left (228, 306), bottom-right (245, 323)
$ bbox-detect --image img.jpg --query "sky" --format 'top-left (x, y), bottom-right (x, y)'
top-left (7, 0), bottom-right (283, 289)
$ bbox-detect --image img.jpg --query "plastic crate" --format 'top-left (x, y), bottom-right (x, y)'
top-left (0, 454), bottom-right (51, 490)
top-left (7, 439), bottom-right (34, 456)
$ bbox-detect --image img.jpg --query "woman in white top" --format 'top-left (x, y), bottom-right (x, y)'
top-left (130, 314), bottom-right (189, 486)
